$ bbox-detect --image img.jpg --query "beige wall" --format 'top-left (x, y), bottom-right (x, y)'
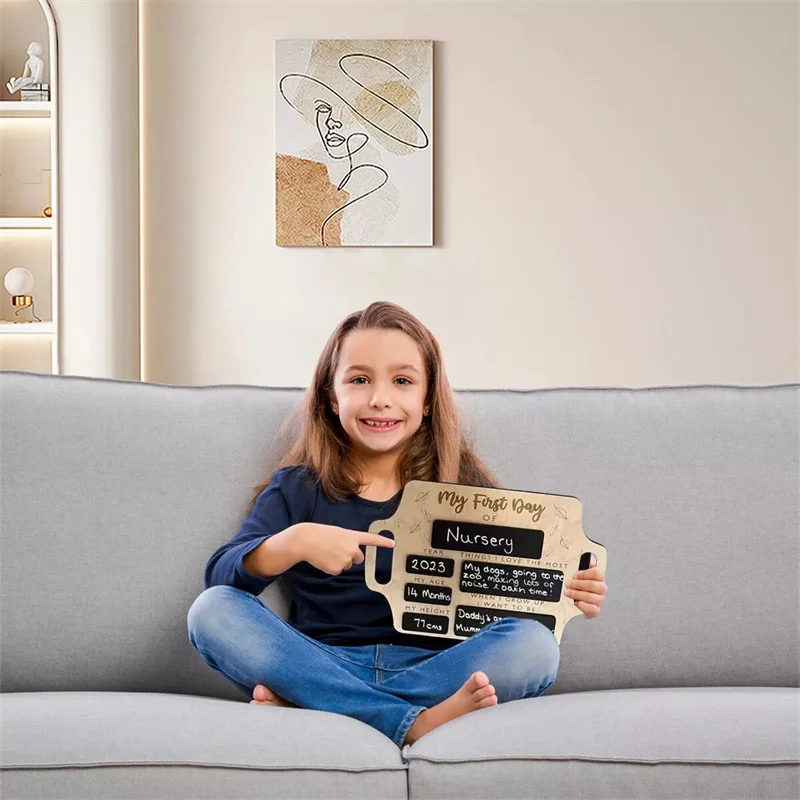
top-left (51, 0), bottom-right (140, 380)
top-left (58, 1), bottom-right (800, 387)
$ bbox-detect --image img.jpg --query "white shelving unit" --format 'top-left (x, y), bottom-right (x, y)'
top-left (0, 0), bottom-right (59, 374)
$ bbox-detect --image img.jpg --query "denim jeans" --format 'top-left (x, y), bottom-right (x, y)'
top-left (187, 585), bottom-right (560, 749)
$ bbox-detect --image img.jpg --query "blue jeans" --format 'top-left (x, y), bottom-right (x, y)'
top-left (187, 585), bottom-right (560, 749)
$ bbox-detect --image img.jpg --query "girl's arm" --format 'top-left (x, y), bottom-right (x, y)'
top-left (204, 466), bottom-right (303, 594)
top-left (241, 523), bottom-right (309, 578)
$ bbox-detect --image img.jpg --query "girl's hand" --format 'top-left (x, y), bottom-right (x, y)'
top-left (563, 554), bottom-right (607, 619)
top-left (296, 523), bottom-right (395, 576)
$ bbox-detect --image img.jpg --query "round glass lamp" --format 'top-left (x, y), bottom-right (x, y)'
top-left (4, 267), bottom-right (42, 323)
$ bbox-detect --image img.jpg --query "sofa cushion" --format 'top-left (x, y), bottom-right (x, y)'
top-left (403, 686), bottom-right (800, 799)
top-left (0, 691), bottom-right (408, 799)
top-left (0, 373), bottom-right (798, 698)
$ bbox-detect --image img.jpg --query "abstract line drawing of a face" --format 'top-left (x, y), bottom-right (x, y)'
top-left (315, 101), bottom-right (353, 154)
top-left (276, 40), bottom-right (432, 247)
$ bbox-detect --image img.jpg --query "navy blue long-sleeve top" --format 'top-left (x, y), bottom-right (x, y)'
top-left (204, 464), bottom-right (456, 651)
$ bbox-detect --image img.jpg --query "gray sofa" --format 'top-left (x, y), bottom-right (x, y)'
top-left (1, 370), bottom-right (798, 800)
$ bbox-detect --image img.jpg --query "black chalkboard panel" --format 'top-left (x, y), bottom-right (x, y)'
top-left (431, 519), bottom-right (544, 559)
top-left (405, 553), bottom-right (455, 578)
top-left (404, 582), bottom-right (452, 605)
top-left (402, 611), bottom-right (449, 635)
top-left (454, 605), bottom-right (557, 637)
top-left (459, 561), bottom-right (564, 602)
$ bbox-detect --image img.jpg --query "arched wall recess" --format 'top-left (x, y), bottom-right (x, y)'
top-left (0, 0), bottom-right (60, 374)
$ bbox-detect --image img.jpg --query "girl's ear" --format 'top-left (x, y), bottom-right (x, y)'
top-left (325, 389), bottom-right (338, 415)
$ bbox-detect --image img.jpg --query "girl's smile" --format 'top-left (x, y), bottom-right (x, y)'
top-left (360, 417), bottom-right (403, 433)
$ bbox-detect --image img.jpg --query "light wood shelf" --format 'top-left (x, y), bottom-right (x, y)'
top-left (0, 217), bottom-right (52, 229)
top-left (0, 321), bottom-right (55, 335)
top-left (0, 101), bottom-right (52, 119)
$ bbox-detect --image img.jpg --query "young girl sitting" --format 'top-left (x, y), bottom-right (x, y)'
top-left (187, 301), bottom-right (606, 749)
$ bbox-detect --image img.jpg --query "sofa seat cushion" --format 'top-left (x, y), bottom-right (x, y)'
top-left (1, 691), bottom-right (407, 800)
top-left (404, 687), bottom-right (800, 800)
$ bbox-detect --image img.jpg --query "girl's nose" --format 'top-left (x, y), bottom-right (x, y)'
top-left (370, 390), bottom-right (391, 407)
top-left (327, 118), bottom-right (342, 130)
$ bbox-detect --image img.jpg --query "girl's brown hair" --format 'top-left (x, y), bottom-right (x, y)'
top-left (248, 301), bottom-right (499, 512)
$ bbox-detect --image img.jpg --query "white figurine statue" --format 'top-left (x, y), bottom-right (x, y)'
top-left (5, 42), bottom-right (45, 95)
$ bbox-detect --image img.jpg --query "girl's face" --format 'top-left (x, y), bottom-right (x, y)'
top-left (331, 328), bottom-right (429, 462)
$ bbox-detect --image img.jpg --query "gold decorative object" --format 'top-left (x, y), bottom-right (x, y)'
top-left (43, 206), bottom-right (52, 217)
top-left (41, 169), bottom-right (52, 211)
top-left (3, 268), bottom-right (42, 323)
top-left (365, 480), bottom-right (607, 645)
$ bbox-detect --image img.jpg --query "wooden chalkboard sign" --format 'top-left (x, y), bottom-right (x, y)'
top-left (364, 480), bottom-right (607, 644)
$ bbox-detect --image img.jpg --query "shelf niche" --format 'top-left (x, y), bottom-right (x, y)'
top-left (0, 0), bottom-right (59, 374)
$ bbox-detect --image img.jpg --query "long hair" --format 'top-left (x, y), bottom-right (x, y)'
top-left (248, 301), bottom-right (499, 512)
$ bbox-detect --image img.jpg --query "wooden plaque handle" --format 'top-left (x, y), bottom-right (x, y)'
top-left (363, 516), bottom-right (396, 597)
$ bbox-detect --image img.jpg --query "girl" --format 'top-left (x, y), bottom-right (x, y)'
top-left (187, 301), bottom-right (604, 749)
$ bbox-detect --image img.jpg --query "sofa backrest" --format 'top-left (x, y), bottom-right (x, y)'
top-left (1, 372), bottom-right (797, 701)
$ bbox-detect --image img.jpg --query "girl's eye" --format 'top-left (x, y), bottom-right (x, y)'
top-left (349, 377), bottom-right (412, 385)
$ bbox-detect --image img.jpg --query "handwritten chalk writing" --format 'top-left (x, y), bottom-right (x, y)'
top-left (446, 526), bottom-right (514, 555)
top-left (459, 561), bottom-right (564, 602)
top-left (453, 605), bottom-right (556, 637)
top-left (406, 554), bottom-right (455, 578)
top-left (404, 582), bottom-right (452, 605)
top-left (402, 612), bottom-right (449, 635)
top-left (431, 520), bottom-right (544, 560)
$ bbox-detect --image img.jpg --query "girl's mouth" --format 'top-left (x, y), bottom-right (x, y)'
top-left (360, 419), bottom-right (402, 434)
